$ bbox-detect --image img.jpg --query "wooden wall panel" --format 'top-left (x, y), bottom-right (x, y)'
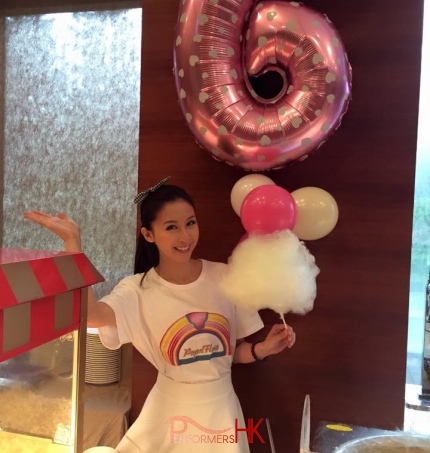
top-left (132, 1), bottom-right (424, 452)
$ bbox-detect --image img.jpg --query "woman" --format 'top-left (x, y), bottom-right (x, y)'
top-left (24, 180), bottom-right (295, 453)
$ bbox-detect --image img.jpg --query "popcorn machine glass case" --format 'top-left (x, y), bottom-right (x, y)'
top-left (0, 249), bottom-right (104, 452)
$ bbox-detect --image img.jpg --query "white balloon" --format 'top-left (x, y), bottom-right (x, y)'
top-left (291, 187), bottom-right (339, 240)
top-left (230, 174), bottom-right (275, 216)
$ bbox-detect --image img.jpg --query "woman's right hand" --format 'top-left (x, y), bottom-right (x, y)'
top-left (23, 211), bottom-right (82, 252)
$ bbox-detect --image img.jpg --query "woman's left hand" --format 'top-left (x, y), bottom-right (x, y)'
top-left (261, 323), bottom-right (296, 357)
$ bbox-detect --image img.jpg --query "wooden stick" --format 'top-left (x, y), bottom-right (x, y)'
top-left (266, 418), bottom-right (276, 453)
top-left (280, 313), bottom-right (288, 330)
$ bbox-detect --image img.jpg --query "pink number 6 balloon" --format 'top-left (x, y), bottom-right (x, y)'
top-left (173, 0), bottom-right (352, 171)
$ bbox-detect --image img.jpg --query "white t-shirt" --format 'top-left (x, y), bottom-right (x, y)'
top-left (98, 260), bottom-right (264, 383)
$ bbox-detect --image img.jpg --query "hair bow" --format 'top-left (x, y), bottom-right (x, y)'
top-left (134, 176), bottom-right (171, 204)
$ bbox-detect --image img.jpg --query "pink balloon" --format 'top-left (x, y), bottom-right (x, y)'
top-left (173, 1), bottom-right (352, 171)
top-left (240, 185), bottom-right (297, 234)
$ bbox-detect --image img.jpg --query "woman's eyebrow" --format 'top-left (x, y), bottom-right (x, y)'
top-left (163, 215), bottom-right (196, 225)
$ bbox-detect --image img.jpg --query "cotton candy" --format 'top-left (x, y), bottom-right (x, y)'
top-left (220, 230), bottom-right (320, 316)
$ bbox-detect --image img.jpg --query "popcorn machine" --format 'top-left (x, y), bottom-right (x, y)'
top-left (0, 248), bottom-right (103, 452)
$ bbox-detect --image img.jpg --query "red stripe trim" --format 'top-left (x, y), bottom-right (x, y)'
top-left (0, 308), bottom-right (3, 355)
top-left (72, 253), bottom-right (103, 286)
top-left (0, 267), bottom-right (18, 308)
top-left (30, 296), bottom-right (56, 342)
top-left (0, 323), bottom-right (80, 362)
top-left (29, 258), bottom-right (68, 296)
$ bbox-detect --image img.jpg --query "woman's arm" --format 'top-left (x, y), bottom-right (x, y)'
top-left (86, 289), bottom-right (116, 328)
top-left (24, 211), bottom-right (116, 328)
top-left (233, 323), bottom-right (296, 364)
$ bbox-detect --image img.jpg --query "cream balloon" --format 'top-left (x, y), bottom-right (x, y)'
top-left (230, 174), bottom-right (275, 216)
top-left (291, 187), bottom-right (339, 240)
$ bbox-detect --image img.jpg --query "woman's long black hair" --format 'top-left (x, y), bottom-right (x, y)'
top-left (134, 184), bottom-right (195, 278)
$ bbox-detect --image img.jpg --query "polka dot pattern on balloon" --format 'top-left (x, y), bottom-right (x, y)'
top-left (173, 0), bottom-right (352, 171)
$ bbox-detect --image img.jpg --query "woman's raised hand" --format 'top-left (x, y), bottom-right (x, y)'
top-left (23, 211), bottom-right (82, 252)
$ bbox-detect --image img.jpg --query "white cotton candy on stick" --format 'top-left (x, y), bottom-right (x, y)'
top-left (220, 229), bottom-right (320, 326)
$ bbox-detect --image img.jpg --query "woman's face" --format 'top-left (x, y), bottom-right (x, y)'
top-left (142, 199), bottom-right (199, 265)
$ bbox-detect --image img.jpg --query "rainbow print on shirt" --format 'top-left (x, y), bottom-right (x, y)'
top-left (160, 312), bottom-right (231, 365)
